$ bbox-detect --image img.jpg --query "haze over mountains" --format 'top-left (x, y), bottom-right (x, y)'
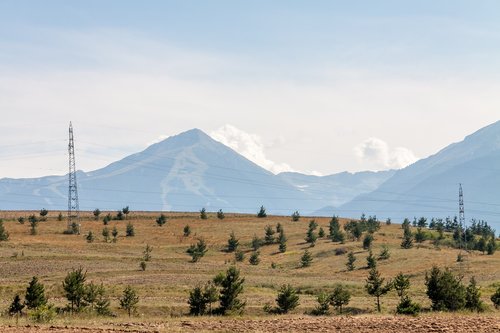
top-left (0, 129), bottom-right (391, 215)
top-left (1, 122), bottom-right (499, 230)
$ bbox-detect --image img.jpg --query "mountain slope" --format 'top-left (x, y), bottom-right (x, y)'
top-left (278, 170), bottom-right (395, 209)
top-left (337, 121), bottom-right (500, 229)
top-left (0, 129), bottom-right (317, 214)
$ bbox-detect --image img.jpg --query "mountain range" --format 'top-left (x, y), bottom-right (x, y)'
top-left (1, 122), bottom-right (499, 230)
top-left (0, 129), bottom-right (391, 215)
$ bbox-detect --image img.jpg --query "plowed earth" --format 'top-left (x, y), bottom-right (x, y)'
top-left (1, 315), bottom-right (499, 333)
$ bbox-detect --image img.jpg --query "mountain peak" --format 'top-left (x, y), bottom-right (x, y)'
top-left (171, 128), bottom-right (210, 142)
top-left (151, 128), bottom-right (214, 150)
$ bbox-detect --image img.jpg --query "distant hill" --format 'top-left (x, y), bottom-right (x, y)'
top-left (278, 170), bottom-right (395, 209)
top-left (0, 129), bottom-right (392, 215)
top-left (337, 121), bottom-right (500, 230)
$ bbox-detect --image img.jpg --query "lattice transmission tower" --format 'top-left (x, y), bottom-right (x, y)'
top-left (68, 122), bottom-right (80, 233)
top-left (459, 183), bottom-right (465, 250)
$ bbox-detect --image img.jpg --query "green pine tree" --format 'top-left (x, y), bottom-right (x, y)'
top-left (365, 267), bottom-right (392, 312)
top-left (120, 286), bottom-right (139, 317)
top-left (25, 276), bottom-right (47, 309)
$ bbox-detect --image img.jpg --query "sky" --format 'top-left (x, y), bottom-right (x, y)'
top-left (1, 1), bottom-right (500, 178)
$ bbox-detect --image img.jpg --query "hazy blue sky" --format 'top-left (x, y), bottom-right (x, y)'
top-left (1, 1), bottom-right (500, 177)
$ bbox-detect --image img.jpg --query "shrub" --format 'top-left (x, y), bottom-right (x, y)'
top-left (122, 206), bottom-right (130, 219)
top-left (363, 234), bottom-right (373, 250)
top-left (111, 226), bottom-right (118, 242)
top-left (465, 277), bottom-right (484, 312)
top-left (311, 292), bottom-right (330, 315)
top-left (120, 286), bottom-right (139, 317)
top-left (300, 249), bottom-right (313, 268)
top-left (249, 251), bottom-right (260, 265)
top-left (102, 227), bottom-right (110, 242)
top-left (94, 284), bottom-right (112, 316)
top-left (227, 231), bottom-right (239, 252)
top-left (344, 220), bottom-right (363, 241)
top-left (84, 282), bottom-right (98, 310)
top-left (62, 267), bottom-right (87, 312)
top-left (378, 246), bottom-right (390, 260)
top-left (329, 216), bottom-right (345, 242)
top-left (366, 250), bottom-right (377, 269)
top-left (39, 208), bottom-right (49, 220)
top-left (274, 284), bottom-right (300, 314)
top-left (291, 211), bottom-right (300, 221)
top-left (257, 206), bottom-right (267, 218)
top-left (184, 225), bottom-right (191, 237)
top-left (491, 286), bottom-right (500, 309)
top-left (365, 267), bottom-right (392, 312)
top-left (217, 209), bottom-right (225, 220)
top-left (264, 225), bottom-right (275, 244)
top-left (216, 266), bottom-right (246, 315)
top-left (346, 251), bottom-right (356, 271)
top-left (0, 219), bottom-right (9, 241)
top-left (29, 215), bottom-right (38, 235)
top-left (305, 224), bottom-right (318, 247)
top-left (329, 284), bottom-right (351, 313)
top-left (188, 282), bottom-right (218, 316)
top-left (487, 237), bottom-right (497, 255)
top-left (25, 276), bottom-right (47, 309)
top-left (396, 296), bottom-right (421, 315)
top-left (126, 222), bottom-right (135, 237)
top-left (188, 286), bottom-right (208, 316)
top-left (29, 304), bottom-right (56, 323)
top-left (115, 211), bottom-right (125, 221)
top-left (235, 250), bottom-right (245, 262)
top-left (425, 266), bottom-right (466, 311)
top-left (8, 294), bottom-right (25, 317)
top-left (143, 244), bottom-right (152, 261)
top-left (278, 230), bottom-right (287, 253)
top-left (103, 214), bottom-right (111, 225)
top-left (200, 208), bottom-right (208, 220)
top-left (187, 238), bottom-right (208, 262)
top-left (156, 214), bottom-right (167, 226)
top-left (401, 225), bottom-right (414, 249)
top-left (415, 227), bottom-right (426, 243)
top-left (85, 231), bottom-right (95, 243)
top-left (93, 208), bottom-right (101, 220)
top-left (393, 272), bottom-right (410, 299)
top-left (252, 234), bottom-right (263, 250)
top-left (318, 227), bottom-right (325, 238)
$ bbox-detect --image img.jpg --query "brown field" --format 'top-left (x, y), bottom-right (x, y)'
top-left (0, 211), bottom-right (499, 332)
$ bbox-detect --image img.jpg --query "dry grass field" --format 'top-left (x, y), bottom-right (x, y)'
top-left (0, 210), bottom-right (499, 332)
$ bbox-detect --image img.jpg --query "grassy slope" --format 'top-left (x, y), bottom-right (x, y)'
top-left (0, 211), bottom-right (499, 320)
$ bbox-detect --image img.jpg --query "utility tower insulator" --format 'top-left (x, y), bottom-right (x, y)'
top-left (68, 121), bottom-right (80, 233)
top-left (459, 183), bottom-right (465, 250)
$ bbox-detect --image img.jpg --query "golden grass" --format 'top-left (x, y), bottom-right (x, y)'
top-left (0, 210), bottom-right (499, 320)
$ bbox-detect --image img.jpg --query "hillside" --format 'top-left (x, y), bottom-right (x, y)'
top-left (278, 170), bottom-right (395, 209)
top-left (0, 211), bottom-right (498, 331)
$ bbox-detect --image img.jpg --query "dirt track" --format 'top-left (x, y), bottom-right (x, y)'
top-left (1, 315), bottom-right (499, 333)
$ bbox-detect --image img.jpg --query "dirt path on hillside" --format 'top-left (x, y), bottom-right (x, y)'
top-left (1, 315), bottom-right (499, 333)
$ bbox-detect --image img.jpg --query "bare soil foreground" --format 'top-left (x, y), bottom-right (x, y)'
top-left (1, 315), bottom-right (499, 333)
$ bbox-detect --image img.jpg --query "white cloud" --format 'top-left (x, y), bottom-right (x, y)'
top-left (210, 124), bottom-right (294, 174)
top-left (355, 137), bottom-right (417, 170)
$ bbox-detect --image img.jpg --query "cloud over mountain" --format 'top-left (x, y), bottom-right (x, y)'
top-left (355, 137), bottom-right (417, 170)
top-left (210, 124), bottom-right (294, 174)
